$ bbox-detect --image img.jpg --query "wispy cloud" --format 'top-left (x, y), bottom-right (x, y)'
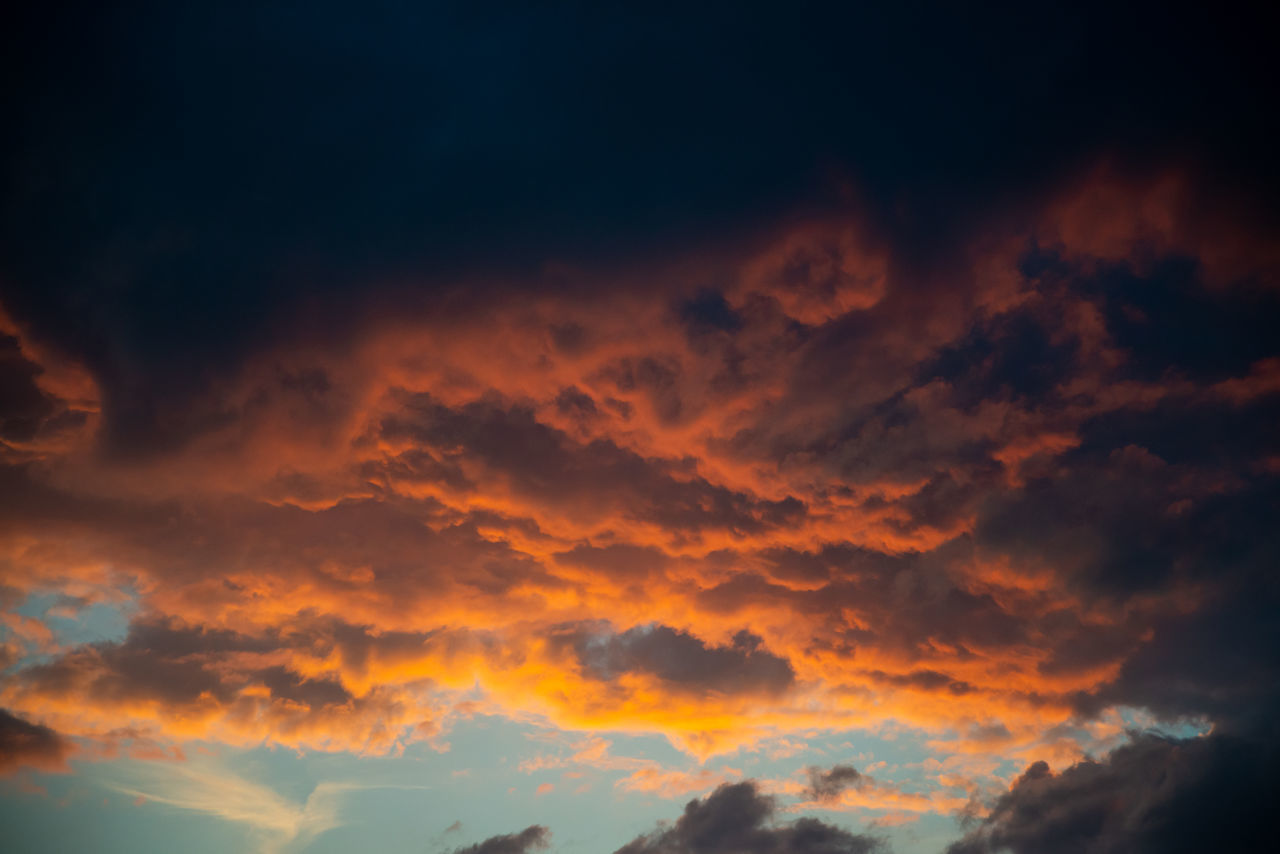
top-left (106, 761), bottom-right (418, 853)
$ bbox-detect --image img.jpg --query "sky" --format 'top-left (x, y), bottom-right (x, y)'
top-left (1, 3), bottom-right (1278, 853)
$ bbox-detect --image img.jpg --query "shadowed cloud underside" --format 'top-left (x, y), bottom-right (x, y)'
top-left (2, 4), bottom-right (1278, 853)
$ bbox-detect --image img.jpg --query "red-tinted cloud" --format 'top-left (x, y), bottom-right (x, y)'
top-left (0, 169), bottom-right (1277, 793)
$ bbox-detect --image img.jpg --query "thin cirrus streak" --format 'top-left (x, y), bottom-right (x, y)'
top-left (105, 763), bottom-right (424, 854)
top-left (1, 162), bottom-right (1278, 852)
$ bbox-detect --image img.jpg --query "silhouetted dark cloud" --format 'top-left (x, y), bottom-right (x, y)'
top-left (947, 729), bottom-right (1278, 854)
top-left (380, 394), bottom-right (807, 535)
top-left (573, 626), bottom-right (795, 698)
top-left (0, 709), bottom-right (71, 774)
top-left (451, 825), bottom-right (549, 854)
top-left (3, 2), bottom-right (1277, 452)
top-left (804, 765), bottom-right (864, 803)
top-left (613, 782), bottom-right (884, 854)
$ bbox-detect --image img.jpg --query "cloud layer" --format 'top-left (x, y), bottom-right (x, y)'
top-left (2, 5), bottom-right (1278, 851)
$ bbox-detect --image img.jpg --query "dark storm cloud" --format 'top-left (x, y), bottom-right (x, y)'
top-left (0, 334), bottom-right (56, 441)
top-left (680, 290), bottom-right (744, 336)
top-left (0, 333), bottom-right (90, 446)
top-left (1072, 395), bottom-right (1280, 472)
top-left (866, 671), bottom-right (974, 696)
top-left (0, 709), bottom-right (71, 774)
top-left (553, 386), bottom-right (601, 423)
top-left (2, 612), bottom-right (461, 752)
top-left (917, 308), bottom-right (1080, 411)
top-left (254, 666), bottom-right (352, 709)
top-left (613, 781), bottom-right (883, 854)
top-left (381, 394), bottom-right (807, 535)
top-left (450, 825), bottom-right (549, 854)
top-left (1074, 256), bottom-right (1280, 383)
top-left (694, 551), bottom-right (1030, 661)
top-left (803, 765), bottom-right (864, 803)
top-left (570, 625), bottom-right (795, 698)
top-left (3, 2), bottom-right (1277, 450)
top-left (0, 3), bottom-right (1278, 849)
top-left (975, 442), bottom-right (1280, 597)
top-left (553, 543), bottom-right (671, 580)
top-left (19, 619), bottom-right (282, 709)
top-left (766, 387), bottom-right (1001, 490)
top-left (947, 730), bottom-right (1278, 854)
top-left (1081, 585), bottom-right (1280, 733)
top-left (0, 451), bottom-right (556, 607)
top-left (594, 356), bottom-right (686, 425)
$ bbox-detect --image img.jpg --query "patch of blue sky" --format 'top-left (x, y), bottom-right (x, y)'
top-left (13, 584), bottom-right (138, 650)
top-left (1114, 705), bottom-right (1213, 740)
top-left (0, 768), bottom-right (247, 854)
top-left (2, 713), bottom-right (976, 854)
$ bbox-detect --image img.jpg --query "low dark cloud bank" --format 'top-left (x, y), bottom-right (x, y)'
top-left (948, 729), bottom-right (1278, 854)
top-left (500, 743), bottom-right (1277, 853)
top-left (3, 1), bottom-right (1277, 451)
top-left (451, 825), bottom-right (549, 854)
top-left (469, 784), bottom-right (881, 854)
top-left (614, 782), bottom-right (883, 854)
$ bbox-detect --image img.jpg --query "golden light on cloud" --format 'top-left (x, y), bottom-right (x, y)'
top-left (3, 13), bottom-right (1278, 843)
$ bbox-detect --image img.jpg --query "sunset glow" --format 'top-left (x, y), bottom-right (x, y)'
top-left (2, 5), bottom-right (1276, 853)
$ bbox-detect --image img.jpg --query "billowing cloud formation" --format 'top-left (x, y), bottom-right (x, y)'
top-left (947, 728), bottom-right (1276, 854)
top-left (1, 5), bottom-right (1279, 849)
top-left (614, 782), bottom-right (884, 854)
top-left (1, 169), bottom-right (1278, 780)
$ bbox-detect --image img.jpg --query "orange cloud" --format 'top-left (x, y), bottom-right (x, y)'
top-left (1, 167), bottom-right (1275, 806)
top-left (616, 765), bottom-right (743, 797)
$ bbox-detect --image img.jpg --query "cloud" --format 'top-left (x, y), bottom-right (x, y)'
top-left (0, 6), bottom-right (1278, 851)
top-left (0, 333), bottom-right (57, 442)
top-left (616, 766), bottom-right (743, 797)
top-left (379, 392), bottom-right (808, 537)
top-left (571, 625), bottom-right (795, 698)
top-left (0, 708), bottom-right (71, 774)
top-left (947, 729), bottom-right (1277, 854)
top-left (105, 762), bottom-right (364, 854)
top-left (612, 781), bottom-right (884, 854)
top-left (0, 161), bottom-right (1278, 842)
top-left (450, 825), bottom-right (549, 854)
top-left (803, 765), bottom-right (863, 802)
top-left (5, 7), bottom-right (1275, 459)
top-left (787, 764), bottom-right (970, 819)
